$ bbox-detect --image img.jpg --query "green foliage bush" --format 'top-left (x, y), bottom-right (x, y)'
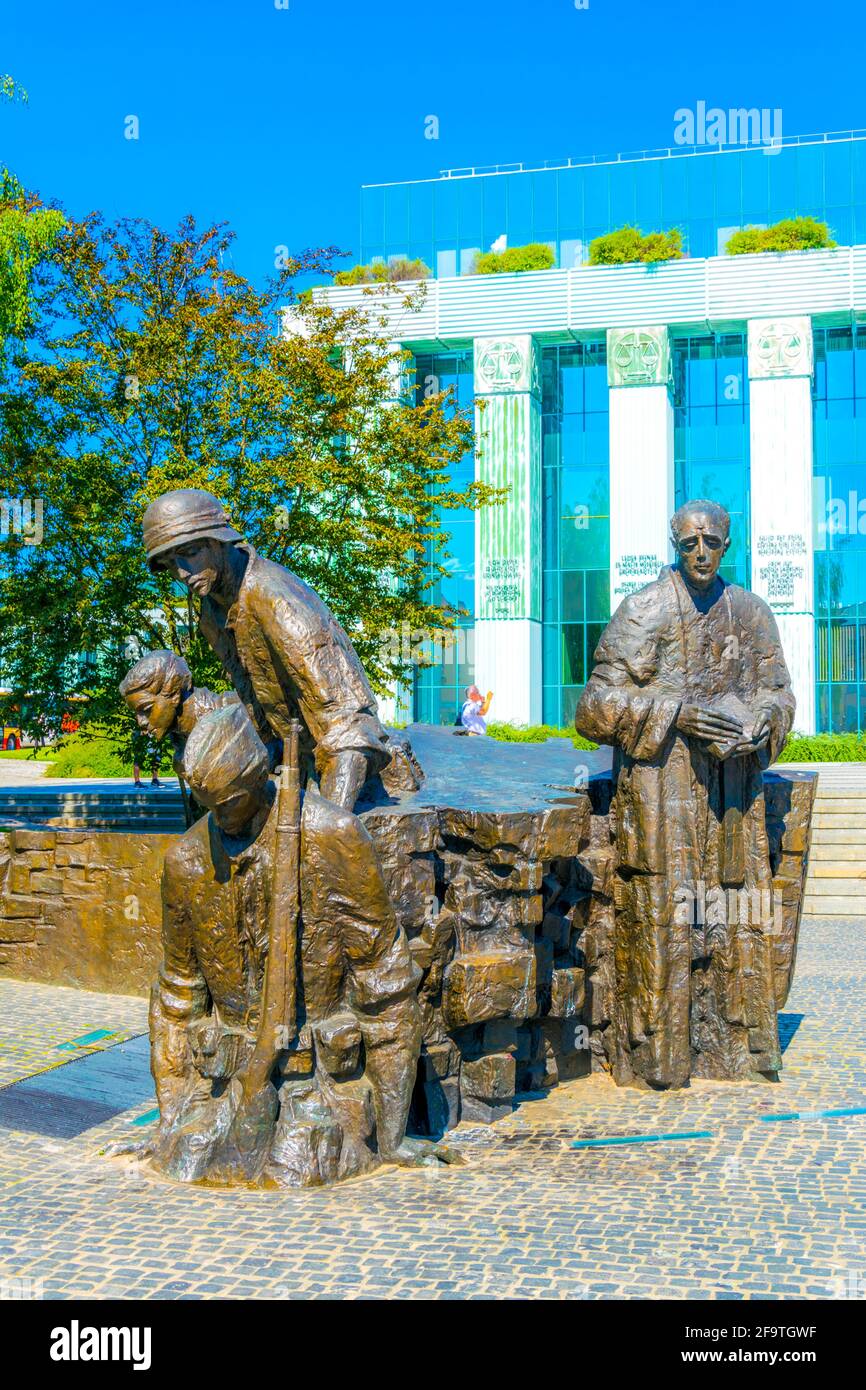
top-left (776, 732), bottom-right (866, 763)
top-left (589, 226), bottom-right (683, 266)
top-left (333, 257), bottom-right (430, 286)
top-left (472, 242), bottom-right (556, 275)
top-left (486, 722), bottom-right (598, 751)
top-left (485, 724), bottom-right (866, 762)
top-left (725, 217), bottom-right (836, 256)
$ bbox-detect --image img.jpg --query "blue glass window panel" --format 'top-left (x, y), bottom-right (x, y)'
top-left (543, 571), bottom-right (560, 624)
top-left (533, 172), bottom-right (557, 240)
top-left (361, 188), bottom-right (385, 258)
top-left (854, 333), bottom-right (866, 398)
top-left (741, 152), bottom-right (769, 218)
top-left (687, 154), bottom-right (715, 221)
top-left (561, 571), bottom-right (584, 622)
top-left (831, 683), bottom-right (859, 733)
top-left (505, 175), bottom-right (533, 245)
top-left (767, 147), bottom-right (797, 217)
top-left (828, 208), bottom-right (852, 245)
top-left (825, 332), bottom-right (855, 397)
top-left (560, 362), bottom-right (586, 415)
top-left (561, 462), bottom-right (607, 514)
top-left (409, 184), bottom-right (434, 245)
top-left (458, 179), bottom-right (483, 244)
top-left (609, 165), bottom-right (636, 227)
top-left (824, 141), bottom-right (853, 207)
top-left (633, 161), bottom-right (663, 228)
top-left (561, 687), bottom-right (583, 728)
top-left (561, 626), bottom-right (585, 685)
top-left (482, 177), bottom-right (507, 250)
top-left (585, 569), bottom-right (610, 622)
top-left (715, 153), bottom-right (742, 221)
top-left (688, 351), bottom-right (717, 407)
top-left (542, 686), bottom-right (560, 727)
top-left (384, 185), bottom-right (409, 250)
top-left (827, 396), bottom-right (856, 422)
top-left (558, 169), bottom-right (583, 228)
top-left (586, 622), bottom-right (606, 662)
top-left (543, 623), bottom-right (561, 686)
top-left (543, 418), bottom-right (561, 470)
top-left (584, 361), bottom-right (609, 414)
top-left (436, 248), bottom-right (457, 279)
top-left (560, 513), bottom-right (610, 570)
top-left (434, 181), bottom-right (459, 240)
top-left (796, 145), bottom-right (824, 208)
top-left (687, 414), bottom-right (718, 456)
top-left (560, 238), bottom-right (585, 269)
top-left (583, 168), bottom-right (610, 225)
top-left (660, 159), bottom-right (688, 226)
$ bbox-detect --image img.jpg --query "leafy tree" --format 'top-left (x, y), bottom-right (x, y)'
top-left (589, 226), bottom-right (683, 266)
top-left (0, 173), bottom-right (64, 342)
top-left (473, 242), bottom-right (555, 274)
top-left (0, 214), bottom-right (499, 750)
top-left (1, 75), bottom-right (64, 343)
top-left (725, 217), bottom-right (835, 256)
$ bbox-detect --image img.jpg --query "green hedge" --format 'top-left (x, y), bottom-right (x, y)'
top-left (776, 732), bottom-right (866, 763)
top-left (333, 257), bottom-right (430, 286)
top-left (472, 243), bottom-right (555, 275)
top-left (485, 724), bottom-right (866, 762)
top-left (486, 722), bottom-right (598, 751)
top-left (0, 747), bottom-right (56, 760)
top-left (589, 226), bottom-right (683, 266)
top-left (725, 217), bottom-right (835, 256)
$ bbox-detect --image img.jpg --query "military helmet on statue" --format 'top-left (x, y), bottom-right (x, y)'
top-left (143, 489), bottom-right (242, 571)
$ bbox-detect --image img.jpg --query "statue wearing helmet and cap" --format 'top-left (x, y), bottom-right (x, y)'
top-left (142, 488), bottom-right (401, 809)
top-left (127, 488), bottom-right (439, 1183)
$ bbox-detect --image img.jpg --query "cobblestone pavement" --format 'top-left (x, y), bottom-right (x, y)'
top-left (0, 917), bottom-right (864, 1301)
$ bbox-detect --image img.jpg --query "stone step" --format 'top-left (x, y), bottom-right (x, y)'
top-left (811, 826), bottom-right (866, 844)
top-left (809, 843), bottom-right (866, 861)
top-left (807, 862), bottom-right (866, 879)
top-left (810, 798), bottom-right (866, 814)
top-left (0, 787), bottom-right (187, 834)
top-left (811, 813), bottom-right (866, 828)
top-left (802, 876), bottom-right (866, 895)
top-left (803, 897), bottom-right (866, 915)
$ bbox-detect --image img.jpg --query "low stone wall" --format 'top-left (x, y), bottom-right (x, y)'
top-left (0, 829), bottom-right (170, 996)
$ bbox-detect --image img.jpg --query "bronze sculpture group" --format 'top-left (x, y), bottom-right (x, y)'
top-left (117, 489), bottom-right (798, 1190)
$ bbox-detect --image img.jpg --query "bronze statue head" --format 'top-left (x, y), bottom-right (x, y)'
top-left (182, 704), bottom-right (270, 835)
top-left (670, 498), bottom-right (731, 593)
top-left (143, 489), bottom-right (243, 598)
top-left (120, 650), bottom-right (193, 741)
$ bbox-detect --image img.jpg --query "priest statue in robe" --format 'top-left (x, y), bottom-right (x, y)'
top-left (575, 499), bottom-right (795, 1089)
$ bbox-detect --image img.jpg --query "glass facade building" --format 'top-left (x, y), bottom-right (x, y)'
top-left (413, 350), bottom-right (476, 724)
top-left (541, 341), bottom-right (609, 727)
top-left (813, 326), bottom-right (866, 732)
top-left (320, 133), bottom-right (866, 733)
top-left (361, 135), bottom-right (866, 274)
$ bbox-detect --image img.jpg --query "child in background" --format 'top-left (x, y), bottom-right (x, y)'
top-left (460, 685), bottom-right (493, 735)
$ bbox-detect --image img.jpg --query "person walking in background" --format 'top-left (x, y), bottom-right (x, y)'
top-left (460, 684), bottom-right (493, 736)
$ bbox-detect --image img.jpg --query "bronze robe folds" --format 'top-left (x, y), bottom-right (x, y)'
top-left (575, 567), bottom-right (795, 1089)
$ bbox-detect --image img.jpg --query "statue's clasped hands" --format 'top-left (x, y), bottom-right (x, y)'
top-left (676, 704), bottom-right (773, 751)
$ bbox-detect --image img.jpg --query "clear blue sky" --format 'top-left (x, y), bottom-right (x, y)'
top-left (3, 0), bottom-right (864, 285)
